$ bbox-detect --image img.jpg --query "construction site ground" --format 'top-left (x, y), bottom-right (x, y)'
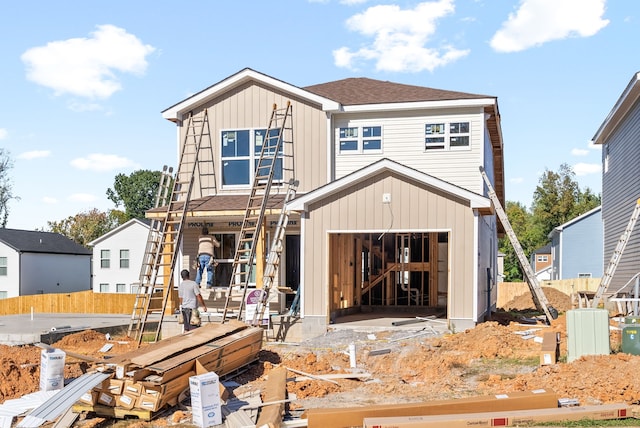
top-left (2, 287), bottom-right (640, 427)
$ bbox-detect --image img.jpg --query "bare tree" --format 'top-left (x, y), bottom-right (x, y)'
top-left (0, 149), bottom-right (18, 227)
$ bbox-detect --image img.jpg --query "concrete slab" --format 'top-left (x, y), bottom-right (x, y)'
top-left (0, 313), bottom-right (157, 346)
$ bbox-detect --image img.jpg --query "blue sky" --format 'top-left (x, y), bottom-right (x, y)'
top-left (0, 0), bottom-right (637, 230)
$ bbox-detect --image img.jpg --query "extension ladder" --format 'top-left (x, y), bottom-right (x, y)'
top-left (479, 166), bottom-right (558, 324)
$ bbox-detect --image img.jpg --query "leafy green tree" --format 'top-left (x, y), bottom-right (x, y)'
top-left (0, 149), bottom-right (19, 227)
top-left (46, 208), bottom-right (120, 247)
top-left (531, 163), bottom-right (601, 240)
top-left (501, 163), bottom-right (601, 282)
top-left (106, 170), bottom-right (163, 221)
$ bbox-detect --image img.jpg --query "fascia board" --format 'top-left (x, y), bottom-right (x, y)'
top-left (287, 159), bottom-right (490, 211)
top-left (592, 72), bottom-right (640, 145)
top-left (162, 69), bottom-right (339, 120)
top-left (340, 97), bottom-right (496, 113)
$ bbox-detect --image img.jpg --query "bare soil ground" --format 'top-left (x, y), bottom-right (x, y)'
top-left (1, 287), bottom-right (637, 427)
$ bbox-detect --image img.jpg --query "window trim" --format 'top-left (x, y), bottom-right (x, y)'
top-left (0, 257), bottom-right (6, 276)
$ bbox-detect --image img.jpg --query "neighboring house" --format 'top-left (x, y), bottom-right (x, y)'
top-left (548, 206), bottom-right (603, 281)
top-left (87, 219), bottom-right (151, 293)
top-left (158, 68), bottom-right (505, 337)
top-left (0, 228), bottom-right (91, 298)
top-left (530, 244), bottom-right (552, 278)
top-left (592, 71), bottom-right (640, 291)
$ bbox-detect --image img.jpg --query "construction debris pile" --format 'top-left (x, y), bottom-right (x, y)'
top-left (2, 291), bottom-right (640, 426)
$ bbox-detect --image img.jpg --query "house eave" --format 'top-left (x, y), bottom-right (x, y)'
top-left (592, 71), bottom-right (640, 145)
top-left (162, 68), bottom-right (339, 121)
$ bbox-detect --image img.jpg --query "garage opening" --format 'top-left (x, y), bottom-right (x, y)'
top-left (329, 232), bottom-right (448, 317)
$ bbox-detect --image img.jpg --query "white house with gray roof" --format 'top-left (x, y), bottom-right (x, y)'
top-left (0, 228), bottom-right (92, 298)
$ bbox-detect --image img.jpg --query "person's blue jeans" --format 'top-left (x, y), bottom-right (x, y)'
top-left (196, 254), bottom-right (214, 287)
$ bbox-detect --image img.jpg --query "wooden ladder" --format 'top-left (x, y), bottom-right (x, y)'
top-left (220, 102), bottom-right (294, 323)
top-left (127, 109), bottom-right (215, 345)
top-left (479, 166), bottom-right (558, 324)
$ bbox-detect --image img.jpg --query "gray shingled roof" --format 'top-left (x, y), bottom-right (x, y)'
top-left (0, 228), bottom-right (91, 255)
top-left (304, 77), bottom-right (493, 106)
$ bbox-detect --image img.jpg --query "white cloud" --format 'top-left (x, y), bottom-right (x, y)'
top-left (333, 0), bottom-right (469, 72)
top-left (42, 197), bottom-right (58, 204)
top-left (70, 153), bottom-right (140, 172)
top-left (490, 0), bottom-right (609, 53)
top-left (21, 24), bottom-right (156, 99)
top-left (573, 162), bottom-right (601, 176)
top-left (0, 128), bottom-right (7, 140)
top-left (510, 177), bottom-right (524, 184)
top-left (18, 150), bottom-right (51, 160)
top-left (68, 193), bottom-right (97, 203)
top-left (571, 148), bottom-right (589, 156)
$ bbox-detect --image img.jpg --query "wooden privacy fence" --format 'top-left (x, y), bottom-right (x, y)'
top-left (0, 290), bottom-right (171, 316)
top-left (497, 278), bottom-right (601, 309)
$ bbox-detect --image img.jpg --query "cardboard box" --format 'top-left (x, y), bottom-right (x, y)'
top-left (103, 379), bottom-right (124, 395)
top-left (136, 394), bottom-right (162, 412)
top-left (124, 379), bottom-right (143, 396)
top-left (78, 391), bottom-right (99, 405)
top-left (117, 393), bottom-right (137, 410)
top-left (189, 372), bottom-right (222, 428)
top-left (97, 391), bottom-right (116, 407)
top-left (363, 403), bottom-right (631, 427)
top-left (39, 349), bottom-right (66, 391)
top-left (304, 389), bottom-right (558, 428)
top-left (540, 332), bottom-right (560, 365)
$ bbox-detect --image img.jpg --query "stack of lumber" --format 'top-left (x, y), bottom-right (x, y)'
top-left (75, 321), bottom-right (263, 414)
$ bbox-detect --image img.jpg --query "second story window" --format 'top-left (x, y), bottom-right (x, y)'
top-left (120, 249), bottom-right (130, 268)
top-left (425, 122), bottom-right (470, 151)
top-left (339, 126), bottom-right (382, 153)
top-left (221, 128), bottom-right (283, 187)
top-left (100, 250), bottom-right (110, 268)
top-left (0, 257), bottom-right (6, 276)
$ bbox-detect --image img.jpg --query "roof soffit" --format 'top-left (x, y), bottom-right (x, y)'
top-left (592, 72), bottom-right (640, 145)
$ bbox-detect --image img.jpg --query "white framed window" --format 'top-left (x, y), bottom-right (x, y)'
top-left (120, 249), bottom-right (130, 268)
top-left (0, 291), bottom-right (7, 299)
top-left (537, 255), bottom-right (548, 262)
top-left (221, 128), bottom-right (283, 187)
top-left (116, 283), bottom-right (126, 293)
top-left (425, 121), bottom-right (470, 150)
top-left (578, 273), bottom-right (592, 278)
top-left (0, 257), bottom-right (6, 276)
top-left (99, 283), bottom-right (110, 293)
top-left (339, 126), bottom-right (382, 153)
top-left (100, 250), bottom-right (110, 268)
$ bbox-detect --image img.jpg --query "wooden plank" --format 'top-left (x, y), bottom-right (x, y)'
top-left (199, 339), bottom-right (262, 376)
top-left (127, 321), bottom-right (247, 367)
top-left (72, 403), bottom-right (154, 421)
top-left (255, 366), bottom-right (287, 428)
top-left (147, 327), bottom-right (262, 373)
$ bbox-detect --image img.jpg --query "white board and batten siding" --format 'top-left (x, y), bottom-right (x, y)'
top-left (333, 108), bottom-right (486, 194)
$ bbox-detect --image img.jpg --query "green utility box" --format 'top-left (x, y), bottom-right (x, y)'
top-left (622, 325), bottom-right (640, 355)
top-left (566, 308), bottom-right (610, 362)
